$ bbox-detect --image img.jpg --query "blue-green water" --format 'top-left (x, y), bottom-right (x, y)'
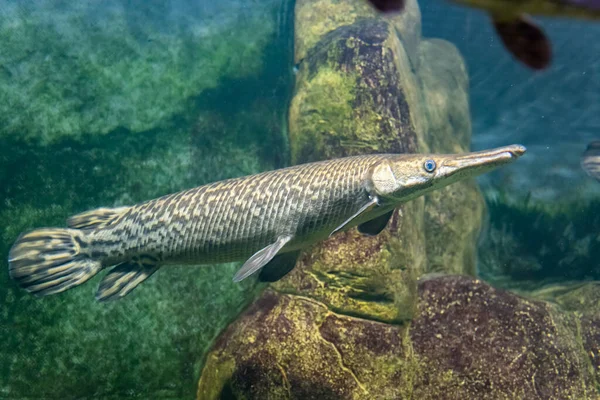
top-left (1, 0), bottom-right (599, 399)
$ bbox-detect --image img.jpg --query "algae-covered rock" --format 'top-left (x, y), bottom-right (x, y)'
top-left (415, 39), bottom-right (484, 277)
top-left (281, 0), bottom-right (482, 324)
top-left (197, 275), bottom-right (597, 399)
top-left (197, 290), bottom-right (417, 400)
top-left (411, 275), bottom-right (596, 399)
top-left (538, 282), bottom-right (600, 386)
top-left (285, 17), bottom-right (425, 324)
top-left (289, 18), bottom-right (419, 161)
top-left (0, 0), bottom-right (283, 143)
top-left (294, 0), bottom-right (422, 66)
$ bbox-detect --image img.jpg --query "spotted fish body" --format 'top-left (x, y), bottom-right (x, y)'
top-left (88, 154), bottom-right (383, 267)
top-left (8, 145), bottom-right (526, 302)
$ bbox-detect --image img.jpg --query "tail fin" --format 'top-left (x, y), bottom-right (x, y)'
top-left (8, 228), bottom-right (102, 297)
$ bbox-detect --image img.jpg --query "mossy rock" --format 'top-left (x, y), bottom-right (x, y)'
top-left (289, 18), bottom-right (419, 163)
top-left (197, 290), bottom-right (418, 400)
top-left (294, 0), bottom-right (422, 66)
top-left (533, 282), bottom-right (600, 386)
top-left (272, 204), bottom-right (424, 324)
top-left (410, 275), bottom-right (596, 399)
top-left (415, 39), bottom-right (484, 278)
top-left (283, 13), bottom-right (483, 323)
top-left (197, 275), bottom-right (597, 399)
top-left (287, 18), bottom-right (424, 323)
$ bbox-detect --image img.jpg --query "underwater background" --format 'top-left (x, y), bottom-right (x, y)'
top-left (1, 0), bottom-right (599, 399)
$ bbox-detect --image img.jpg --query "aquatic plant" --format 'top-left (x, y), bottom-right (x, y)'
top-left (478, 193), bottom-right (600, 290)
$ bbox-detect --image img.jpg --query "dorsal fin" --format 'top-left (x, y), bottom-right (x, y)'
top-left (67, 207), bottom-right (130, 230)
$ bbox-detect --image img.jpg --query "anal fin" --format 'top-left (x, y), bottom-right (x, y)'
top-left (96, 256), bottom-right (159, 302)
top-left (68, 206), bottom-right (130, 230)
top-left (258, 251), bottom-right (300, 283)
top-left (233, 235), bottom-right (292, 282)
top-left (358, 210), bottom-right (394, 236)
top-left (491, 14), bottom-right (551, 70)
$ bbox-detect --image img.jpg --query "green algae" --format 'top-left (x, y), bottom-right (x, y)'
top-left (0, 0), bottom-right (278, 144)
top-left (289, 67), bottom-right (358, 163)
top-left (0, 15), bottom-right (293, 394)
top-left (478, 196), bottom-right (600, 291)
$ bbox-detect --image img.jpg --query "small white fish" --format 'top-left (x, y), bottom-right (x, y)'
top-left (581, 141), bottom-right (600, 181)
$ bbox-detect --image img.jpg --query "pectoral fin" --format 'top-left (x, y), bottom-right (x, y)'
top-left (233, 235), bottom-right (293, 282)
top-left (492, 14), bottom-right (551, 70)
top-left (96, 256), bottom-right (160, 302)
top-left (258, 250), bottom-right (301, 282)
top-left (358, 210), bottom-right (394, 236)
top-left (330, 196), bottom-right (379, 237)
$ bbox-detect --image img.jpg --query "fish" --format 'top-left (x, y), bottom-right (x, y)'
top-left (581, 140), bottom-right (600, 180)
top-left (364, 0), bottom-right (600, 70)
top-left (8, 144), bottom-right (526, 302)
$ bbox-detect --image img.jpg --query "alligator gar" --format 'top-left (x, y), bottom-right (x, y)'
top-left (8, 144), bottom-right (526, 302)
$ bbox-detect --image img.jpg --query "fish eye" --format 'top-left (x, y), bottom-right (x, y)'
top-left (423, 159), bottom-right (436, 173)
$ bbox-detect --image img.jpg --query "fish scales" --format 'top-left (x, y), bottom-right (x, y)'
top-left (89, 155), bottom-right (382, 266)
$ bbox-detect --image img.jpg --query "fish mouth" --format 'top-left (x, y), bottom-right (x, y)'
top-left (457, 144), bottom-right (526, 160)
top-left (440, 144), bottom-right (527, 175)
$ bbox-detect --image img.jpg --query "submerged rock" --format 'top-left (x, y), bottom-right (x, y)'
top-left (283, 0), bottom-right (483, 325)
top-left (197, 275), bottom-right (596, 399)
top-left (411, 275), bottom-right (595, 399)
top-left (286, 16), bottom-right (424, 324)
